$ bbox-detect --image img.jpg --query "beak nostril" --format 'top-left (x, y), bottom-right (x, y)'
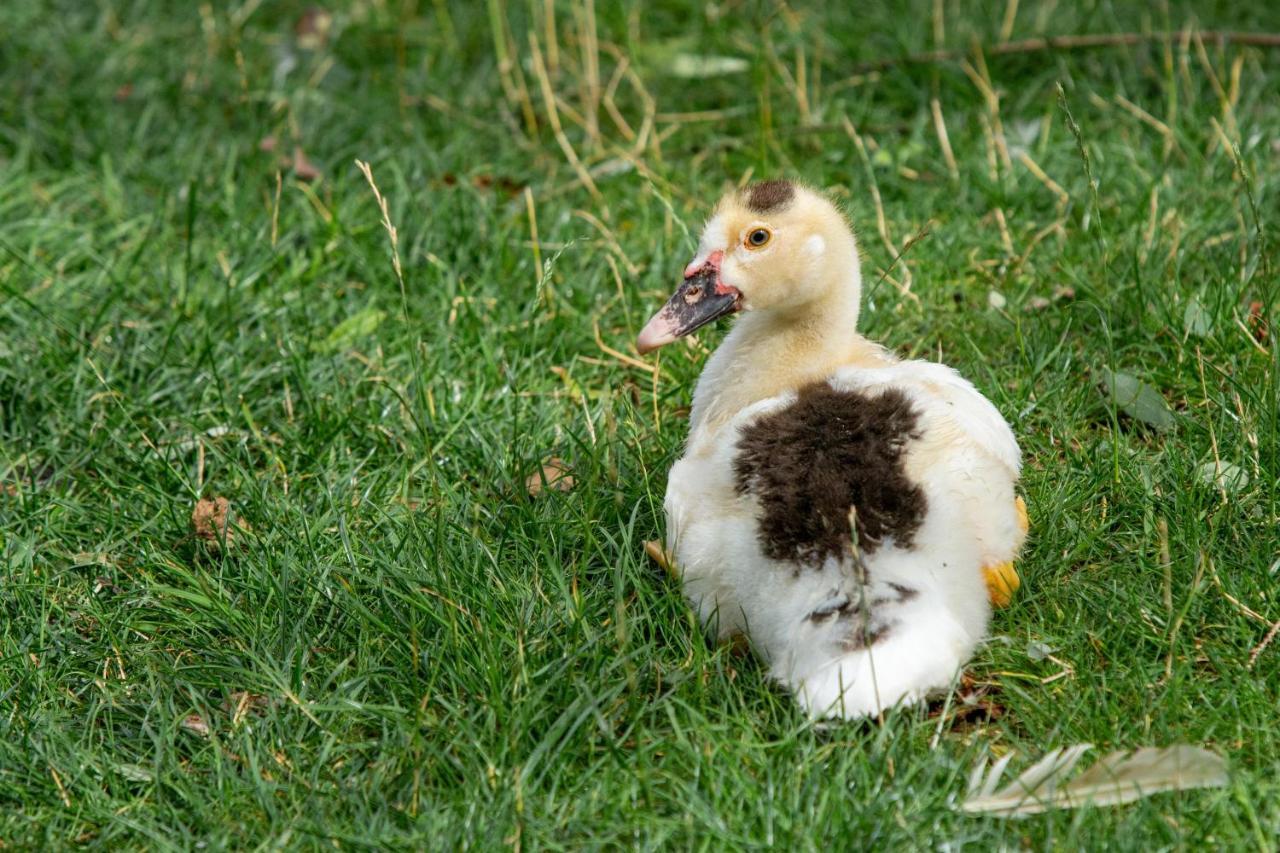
top-left (684, 285), bottom-right (703, 305)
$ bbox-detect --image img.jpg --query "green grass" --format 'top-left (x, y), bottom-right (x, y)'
top-left (2, 0), bottom-right (1279, 847)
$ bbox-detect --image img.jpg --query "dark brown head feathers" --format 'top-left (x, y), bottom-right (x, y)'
top-left (744, 179), bottom-right (796, 214)
top-left (733, 384), bottom-right (927, 566)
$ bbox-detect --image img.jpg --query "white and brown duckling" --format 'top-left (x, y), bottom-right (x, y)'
top-left (639, 180), bottom-right (1028, 719)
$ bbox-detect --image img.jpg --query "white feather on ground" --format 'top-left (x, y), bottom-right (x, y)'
top-left (960, 745), bottom-right (1229, 817)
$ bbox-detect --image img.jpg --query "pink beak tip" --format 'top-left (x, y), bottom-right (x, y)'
top-left (635, 327), bottom-right (669, 355)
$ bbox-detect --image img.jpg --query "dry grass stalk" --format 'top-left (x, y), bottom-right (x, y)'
top-left (50, 766), bottom-right (72, 807)
top-left (1009, 219), bottom-right (1065, 277)
top-left (573, 0), bottom-right (602, 148)
top-left (1017, 151), bottom-right (1069, 208)
top-left (1157, 517), bottom-right (1173, 615)
top-left (593, 318), bottom-right (654, 373)
top-left (965, 53), bottom-right (1013, 175)
top-left (541, 0), bottom-right (559, 72)
top-left (1191, 30), bottom-right (1237, 141)
top-left (527, 32), bottom-right (604, 205)
top-left (993, 207), bottom-right (1016, 257)
top-left (977, 112), bottom-right (1000, 182)
top-left (1251, 619), bottom-right (1280, 668)
top-left (1114, 95), bottom-right (1176, 144)
top-left (850, 29), bottom-right (1280, 73)
top-left (354, 159), bottom-right (404, 290)
top-left (524, 187), bottom-right (543, 299)
top-left (573, 209), bottom-right (637, 275)
top-left (486, 0), bottom-right (538, 136)
top-left (1165, 553), bottom-right (1208, 678)
top-left (841, 115), bottom-right (916, 297)
top-left (602, 57), bottom-right (636, 141)
top-left (930, 98), bottom-right (959, 180)
top-left (270, 169), bottom-right (281, 247)
top-left (998, 0), bottom-right (1019, 43)
top-left (551, 92), bottom-right (589, 133)
top-left (621, 62), bottom-right (658, 160)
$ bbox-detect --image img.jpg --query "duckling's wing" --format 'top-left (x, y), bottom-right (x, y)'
top-left (830, 361), bottom-right (1021, 477)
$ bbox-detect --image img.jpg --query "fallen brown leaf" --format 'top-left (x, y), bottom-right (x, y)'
top-left (526, 457), bottom-right (574, 496)
top-left (471, 173), bottom-right (524, 196)
top-left (929, 672), bottom-right (1006, 730)
top-left (180, 713), bottom-right (210, 737)
top-left (1247, 300), bottom-right (1269, 343)
top-left (93, 576), bottom-right (124, 596)
top-left (223, 691), bottom-right (270, 726)
top-left (295, 7), bottom-right (333, 50)
top-left (191, 497), bottom-right (251, 547)
top-left (291, 146), bottom-right (321, 181)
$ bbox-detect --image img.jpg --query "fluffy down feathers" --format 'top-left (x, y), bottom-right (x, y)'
top-left (646, 180), bottom-right (1025, 719)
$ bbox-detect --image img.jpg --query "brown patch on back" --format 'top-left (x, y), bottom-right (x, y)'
top-left (744, 179), bottom-right (796, 214)
top-left (733, 384), bottom-right (927, 566)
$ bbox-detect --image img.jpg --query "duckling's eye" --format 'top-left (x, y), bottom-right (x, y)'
top-left (746, 228), bottom-right (771, 248)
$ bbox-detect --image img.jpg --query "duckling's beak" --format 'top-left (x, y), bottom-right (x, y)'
top-left (637, 254), bottom-right (741, 354)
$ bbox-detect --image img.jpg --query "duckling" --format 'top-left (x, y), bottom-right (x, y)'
top-left (639, 180), bottom-right (1027, 719)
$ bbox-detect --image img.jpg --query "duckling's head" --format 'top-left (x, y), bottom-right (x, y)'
top-left (637, 180), bottom-right (861, 354)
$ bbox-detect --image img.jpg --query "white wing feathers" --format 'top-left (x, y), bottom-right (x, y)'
top-left (829, 360), bottom-right (1021, 476)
